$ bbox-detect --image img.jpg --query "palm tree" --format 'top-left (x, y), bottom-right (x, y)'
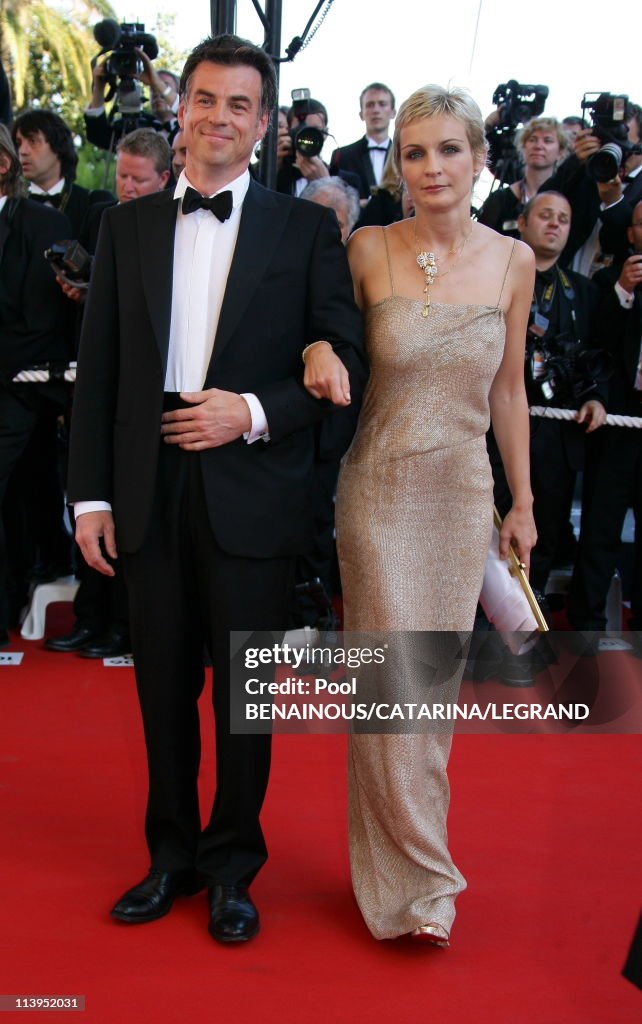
top-left (0, 0), bottom-right (115, 113)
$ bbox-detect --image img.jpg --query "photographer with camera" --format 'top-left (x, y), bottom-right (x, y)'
top-left (276, 95), bottom-right (361, 199)
top-left (540, 96), bottom-right (642, 272)
top-left (478, 116), bottom-right (569, 238)
top-left (489, 192), bottom-right (607, 618)
top-left (568, 200), bottom-right (642, 653)
top-left (84, 20), bottom-right (179, 152)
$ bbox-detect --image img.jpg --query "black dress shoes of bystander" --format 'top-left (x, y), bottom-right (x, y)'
top-left (44, 625), bottom-right (101, 652)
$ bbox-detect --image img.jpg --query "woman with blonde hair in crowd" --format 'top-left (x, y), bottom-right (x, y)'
top-left (303, 84), bottom-right (536, 945)
top-left (478, 115), bottom-right (570, 236)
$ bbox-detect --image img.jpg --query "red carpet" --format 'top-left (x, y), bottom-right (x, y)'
top-left (1, 609), bottom-right (640, 1023)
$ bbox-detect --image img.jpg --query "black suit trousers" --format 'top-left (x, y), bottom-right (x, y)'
top-left (568, 426), bottom-right (642, 630)
top-left (121, 436), bottom-right (294, 886)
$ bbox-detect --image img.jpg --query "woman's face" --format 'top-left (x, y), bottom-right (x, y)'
top-left (399, 114), bottom-right (482, 211)
top-left (522, 128), bottom-right (561, 171)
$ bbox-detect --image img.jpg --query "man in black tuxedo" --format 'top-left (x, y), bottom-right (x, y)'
top-left (0, 126), bottom-right (73, 642)
top-left (67, 34), bottom-right (365, 944)
top-left (568, 202), bottom-right (642, 646)
top-left (329, 82), bottom-right (395, 202)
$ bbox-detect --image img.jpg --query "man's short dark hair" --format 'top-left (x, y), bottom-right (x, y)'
top-left (287, 98), bottom-right (329, 129)
top-left (626, 102), bottom-right (642, 139)
top-left (179, 34), bottom-right (277, 119)
top-left (117, 128), bottom-right (171, 175)
top-left (11, 109), bottom-right (77, 182)
top-left (359, 82), bottom-right (395, 111)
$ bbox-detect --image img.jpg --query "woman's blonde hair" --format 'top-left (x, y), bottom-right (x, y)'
top-left (392, 84), bottom-right (488, 179)
top-left (0, 124), bottom-right (26, 198)
top-left (516, 116), bottom-right (569, 159)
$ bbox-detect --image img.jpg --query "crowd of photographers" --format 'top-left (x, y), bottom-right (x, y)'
top-left (0, 28), bottom-right (641, 672)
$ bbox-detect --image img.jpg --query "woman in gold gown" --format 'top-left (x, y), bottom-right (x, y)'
top-left (303, 86), bottom-right (536, 945)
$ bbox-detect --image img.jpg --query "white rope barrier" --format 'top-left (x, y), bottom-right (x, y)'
top-left (529, 406), bottom-right (642, 429)
top-left (11, 363), bottom-right (77, 383)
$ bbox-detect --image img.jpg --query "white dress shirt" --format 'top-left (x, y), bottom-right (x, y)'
top-left (75, 167), bottom-right (268, 517)
top-left (366, 136), bottom-right (390, 187)
top-left (28, 178), bottom-right (66, 199)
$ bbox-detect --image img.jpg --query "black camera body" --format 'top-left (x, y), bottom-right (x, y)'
top-left (526, 332), bottom-right (611, 406)
top-left (288, 88), bottom-right (326, 160)
top-left (486, 80), bottom-right (549, 185)
top-left (44, 240), bottom-right (93, 288)
top-left (92, 19), bottom-right (159, 121)
top-left (581, 92), bottom-right (641, 182)
top-left (493, 80), bottom-right (549, 132)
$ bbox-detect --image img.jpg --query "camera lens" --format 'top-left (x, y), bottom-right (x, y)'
top-left (586, 142), bottom-right (623, 183)
top-left (294, 126), bottom-right (325, 159)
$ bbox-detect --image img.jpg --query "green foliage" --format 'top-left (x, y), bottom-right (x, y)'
top-left (76, 140), bottom-right (115, 192)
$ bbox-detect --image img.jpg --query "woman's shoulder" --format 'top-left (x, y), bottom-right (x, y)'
top-left (347, 224), bottom-right (390, 268)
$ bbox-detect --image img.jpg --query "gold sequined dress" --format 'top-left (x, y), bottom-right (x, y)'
top-left (335, 235), bottom-right (513, 940)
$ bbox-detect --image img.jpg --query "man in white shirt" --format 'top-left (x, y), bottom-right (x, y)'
top-left (67, 34), bottom-right (365, 945)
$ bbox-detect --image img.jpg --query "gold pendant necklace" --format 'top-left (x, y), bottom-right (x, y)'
top-left (415, 221), bottom-right (473, 318)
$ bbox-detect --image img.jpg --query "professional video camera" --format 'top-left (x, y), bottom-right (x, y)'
top-left (581, 92), bottom-right (642, 182)
top-left (92, 19), bottom-right (159, 129)
top-left (526, 334), bottom-right (612, 406)
top-left (44, 240), bottom-right (93, 289)
top-left (487, 80), bottom-right (549, 186)
top-left (288, 88), bottom-right (326, 159)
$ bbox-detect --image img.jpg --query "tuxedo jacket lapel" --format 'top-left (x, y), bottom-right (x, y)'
top-left (137, 190), bottom-right (178, 373)
top-left (206, 180), bottom-right (289, 372)
top-left (359, 137), bottom-right (377, 191)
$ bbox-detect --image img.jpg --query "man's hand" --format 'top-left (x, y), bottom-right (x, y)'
top-left (303, 342), bottom-right (351, 406)
top-left (160, 389), bottom-right (252, 449)
top-left (573, 129), bottom-right (601, 164)
top-left (295, 152), bottom-right (329, 181)
top-left (597, 177), bottom-right (623, 207)
top-left (89, 60), bottom-right (107, 108)
top-left (576, 399), bottom-right (606, 432)
top-left (618, 253), bottom-right (642, 294)
top-left (56, 276), bottom-right (85, 304)
top-left (75, 511), bottom-right (117, 577)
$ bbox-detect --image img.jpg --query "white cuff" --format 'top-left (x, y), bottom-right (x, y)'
top-left (84, 104), bottom-right (105, 117)
top-left (74, 500), bottom-right (112, 516)
top-left (241, 393), bottom-right (270, 444)
top-left (614, 281), bottom-right (635, 308)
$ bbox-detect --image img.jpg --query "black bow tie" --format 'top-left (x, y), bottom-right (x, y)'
top-left (182, 187), bottom-right (233, 221)
top-left (30, 192), bottom-right (62, 208)
top-left (368, 145), bottom-right (389, 153)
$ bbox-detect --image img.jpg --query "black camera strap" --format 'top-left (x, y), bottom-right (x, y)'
top-left (529, 265), bottom-right (578, 342)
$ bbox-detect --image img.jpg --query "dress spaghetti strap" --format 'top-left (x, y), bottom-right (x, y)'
top-left (381, 227), bottom-right (395, 296)
top-left (497, 238), bottom-right (516, 308)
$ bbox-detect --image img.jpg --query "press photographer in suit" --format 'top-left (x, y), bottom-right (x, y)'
top-left (67, 34), bottom-right (365, 944)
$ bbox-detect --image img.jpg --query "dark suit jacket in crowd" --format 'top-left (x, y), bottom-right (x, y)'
top-left (330, 136), bottom-right (388, 200)
top-left (67, 178), bottom-right (367, 557)
top-left (593, 264), bottom-right (642, 415)
top-left (84, 109), bottom-right (175, 152)
top-left (0, 197), bottom-right (73, 377)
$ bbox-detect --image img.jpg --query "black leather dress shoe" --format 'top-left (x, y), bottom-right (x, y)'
top-left (78, 629), bottom-right (131, 659)
top-left (44, 624), bottom-right (100, 652)
top-left (111, 868), bottom-right (203, 923)
top-left (208, 885), bottom-right (259, 943)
